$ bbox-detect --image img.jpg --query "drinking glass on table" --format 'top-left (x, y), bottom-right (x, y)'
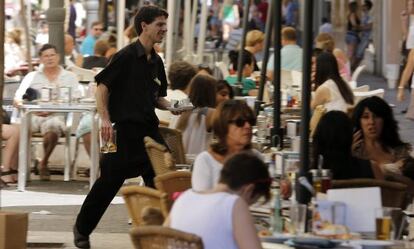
top-left (376, 207), bottom-right (401, 240)
top-left (289, 203), bottom-right (307, 235)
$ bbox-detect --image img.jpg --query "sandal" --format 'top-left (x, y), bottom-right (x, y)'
top-left (1, 169), bottom-right (18, 185)
top-left (0, 179), bottom-right (8, 188)
top-left (39, 168), bottom-right (50, 181)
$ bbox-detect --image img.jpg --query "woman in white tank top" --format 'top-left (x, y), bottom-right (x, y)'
top-left (169, 74), bottom-right (216, 155)
top-left (311, 52), bottom-right (354, 113)
top-left (164, 152), bottom-right (271, 249)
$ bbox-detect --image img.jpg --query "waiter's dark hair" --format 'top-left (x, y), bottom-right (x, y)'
top-left (134, 5), bottom-right (168, 35)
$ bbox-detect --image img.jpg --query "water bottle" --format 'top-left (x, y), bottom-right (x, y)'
top-left (264, 107), bottom-right (273, 127)
top-left (257, 111), bottom-right (267, 143)
top-left (270, 189), bottom-right (283, 234)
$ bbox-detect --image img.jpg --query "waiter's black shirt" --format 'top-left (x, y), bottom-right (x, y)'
top-left (95, 40), bottom-right (167, 128)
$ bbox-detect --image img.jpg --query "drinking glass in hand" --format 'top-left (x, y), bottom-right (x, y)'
top-left (100, 125), bottom-right (117, 154)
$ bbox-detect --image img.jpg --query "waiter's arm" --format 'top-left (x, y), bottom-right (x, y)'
top-left (96, 83), bottom-right (112, 140)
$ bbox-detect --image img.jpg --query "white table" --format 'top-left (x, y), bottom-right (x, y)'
top-left (17, 103), bottom-right (99, 191)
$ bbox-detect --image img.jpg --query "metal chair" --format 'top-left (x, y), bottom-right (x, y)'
top-left (129, 226), bottom-right (204, 249)
top-left (66, 65), bottom-right (95, 82)
top-left (354, 89), bottom-right (385, 104)
top-left (30, 113), bottom-right (74, 181)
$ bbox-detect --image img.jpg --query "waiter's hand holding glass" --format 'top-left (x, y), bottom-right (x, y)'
top-left (100, 118), bottom-right (117, 153)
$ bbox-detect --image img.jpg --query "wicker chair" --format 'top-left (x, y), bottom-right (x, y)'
top-left (309, 105), bottom-right (326, 138)
top-left (332, 178), bottom-right (409, 209)
top-left (144, 136), bottom-right (176, 176)
top-left (159, 120), bottom-right (169, 128)
top-left (130, 225), bottom-right (204, 249)
top-left (158, 127), bottom-right (187, 164)
top-left (155, 171), bottom-right (192, 195)
top-left (120, 186), bottom-right (170, 226)
top-left (154, 171), bottom-right (192, 210)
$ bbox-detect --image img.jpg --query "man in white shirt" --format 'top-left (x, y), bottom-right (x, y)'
top-left (267, 27), bottom-right (303, 80)
top-left (156, 61), bottom-right (197, 124)
top-left (14, 44), bottom-right (80, 181)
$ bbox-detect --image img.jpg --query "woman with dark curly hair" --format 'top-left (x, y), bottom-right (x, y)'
top-left (352, 96), bottom-right (414, 180)
top-left (313, 111), bottom-right (374, 180)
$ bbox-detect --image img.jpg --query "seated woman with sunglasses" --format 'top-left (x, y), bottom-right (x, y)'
top-left (164, 152), bottom-right (271, 249)
top-left (191, 99), bottom-right (259, 191)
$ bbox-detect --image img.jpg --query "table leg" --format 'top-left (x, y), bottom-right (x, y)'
top-left (17, 111), bottom-right (30, 191)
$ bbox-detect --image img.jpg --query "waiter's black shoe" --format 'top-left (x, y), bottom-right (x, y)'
top-left (402, 108), bottom-right (408, 114)
top-left (73, 225), bottom-right (90, 249)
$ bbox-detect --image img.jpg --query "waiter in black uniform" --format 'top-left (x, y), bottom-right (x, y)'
top-left (73, 6), bottom-right (176, 248)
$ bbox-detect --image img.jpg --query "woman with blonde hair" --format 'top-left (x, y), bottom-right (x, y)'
top-left (4, 28), bottom-right (25, 75)
top-left (315, 32), bottom-right (351, 81)
top-left (245, 30), bottom-right (265, 71)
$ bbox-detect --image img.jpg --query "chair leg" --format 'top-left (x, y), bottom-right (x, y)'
top-left (71, 137), bottom-right (80, 180)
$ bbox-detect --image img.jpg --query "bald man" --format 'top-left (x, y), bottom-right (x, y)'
top-left (64, 34), bottom-right (82, 67)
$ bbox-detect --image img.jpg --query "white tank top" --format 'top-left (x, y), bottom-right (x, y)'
top-left (320, 79), bottom-right (350, 112)
top-left (170, 190), bottom-right (239, 249)
top-left (169, 107), bottom-right (212, 155)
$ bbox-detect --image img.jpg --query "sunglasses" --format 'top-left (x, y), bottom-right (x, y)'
top-left (229, 117), bottom-right (256, 127)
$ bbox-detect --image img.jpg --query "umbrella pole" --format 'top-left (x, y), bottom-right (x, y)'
top-left (297, 0), bottom-right (314, 206)
top-left (235, 0), bottom-right (251, 93)
top-left (272, 0), bottom-right (282, 148)
top-left (255, 0), bottom-right (275, 114)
